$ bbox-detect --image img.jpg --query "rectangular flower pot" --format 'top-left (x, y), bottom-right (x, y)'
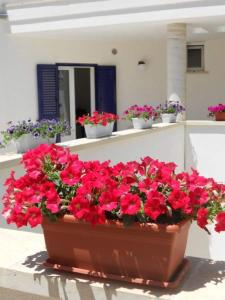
top-left (215, 112), bottom-right (225, 121)
top-left (84, 123), bottom-right (114, 138)
top-left (42, 215), bottom-right (191, 286)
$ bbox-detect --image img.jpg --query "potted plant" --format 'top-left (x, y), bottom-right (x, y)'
top-left (2, 144), bottom-right (225, 288)
top-left (123, 105), bottom-right (158, 129)
top-left (208, 104), bottom-right (225, 121)
top-left (1, 119), bottom-right (38, 153)
top-left (32, 119), bottom-right (70, 144)
top-left (158, 101), bottom-right (185, 123)
top-left (1, 119), bottom-right (70, 153)
top-left (77, 111), bottom-right (118, 139)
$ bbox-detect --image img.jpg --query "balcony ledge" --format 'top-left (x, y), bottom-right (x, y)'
top-left (0, 228), bottom-right (225, 300)
top-left (0, 122), bottom-right (181, 169)
top-left (1, 120), bottom-right (225, 170)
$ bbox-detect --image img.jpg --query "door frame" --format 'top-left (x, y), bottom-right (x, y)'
top-left (58, 64), bottom-right (96, 140)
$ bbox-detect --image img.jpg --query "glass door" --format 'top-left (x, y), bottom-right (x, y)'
top-left (58, 66), bottom-right (95, 141)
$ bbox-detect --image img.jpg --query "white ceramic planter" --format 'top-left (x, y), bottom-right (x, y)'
top-left (132, 118), bottom-right (153, 129)
top-left (14, 134), bottom-right (56, 153)
top-left (84, 122), bottom-right (114, 139)
top-left (161, 113), bottom-right (177, 123)
top-left (14, 134), bottom-right (36, 153)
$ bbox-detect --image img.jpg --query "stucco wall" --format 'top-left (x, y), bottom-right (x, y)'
top-left (186, 38), bottom-right (225, 120)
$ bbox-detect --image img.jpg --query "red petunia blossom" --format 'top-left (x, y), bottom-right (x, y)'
top-left (99, 191), bottom-right (118, 212)
top-left (144, 190), bottom-right (166, 220)
top-left (60, 161), bottom-right (84, 186)
top-left (189, 187), bottom-right (209, 206)
top-left (197, 207), bottom-right (208, 229)
top-left (40, 182), bottom-right (61, 213)
top-left (27, 206), bottom-right (42, 228)
top-left (69, 196), bottom-right (90, 220)
top-left (2, 143), bottom-right (225, 230)
top-left (168, 190), bottom-right (191, 214)
top-left (120, 193), bottom-right (141, 215)
top-left (215, 212), bottom-right (225, 233)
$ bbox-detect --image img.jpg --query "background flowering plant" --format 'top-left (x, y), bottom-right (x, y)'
top-left (31, 119), bottom-right (70, 139)
top-left (2, 144), bottom-right (225, 233)
top-left (208, 104), bottom-right (225, 117)
top-left (1, 119), bottom-right (35, 144)
top-left (123, 105), bottom-right (158, 120)
top-left (1, 119), bottom-right (70, 144)
top-left (158, 101), bottom-right (185, 115)
top-left (77, 111), bottom-right (118, 126)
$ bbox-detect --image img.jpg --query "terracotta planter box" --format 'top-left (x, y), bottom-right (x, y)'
top-left (42, 215), bottom-right (191, 288)
top-left (215, 112), bottom-right (225, 121)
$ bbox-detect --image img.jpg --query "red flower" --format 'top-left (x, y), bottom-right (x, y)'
top-left (215, 212), bottom-right (225, 233)
top-left (77, 111), bottom-right (118, 126)
top-left (2, 143), bottom-right (225, 231)
top-left (144, 191), bottom-right (166, 220)
top-left (99, 191), bottom-right (118, 212)
top-left (27, 207), bottom-right (42, 228)
top-left (197, 208), bottom-right (208, 229)
top-left (60, 160), bottom-right (84, 186)
top-left (120, 194), bottom-right (141, 215)
top-left (168, 190), bottom-right (191, 214)
top-left (189, 188), bottom-right (209, 206)
top-left (69, 196), bottom-right (90, 220)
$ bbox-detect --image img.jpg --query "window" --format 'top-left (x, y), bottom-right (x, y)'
top-left (187, 45), bottom-right (204, 71)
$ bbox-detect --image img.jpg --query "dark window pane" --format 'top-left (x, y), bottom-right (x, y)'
top-left (187, 48), bottom-right (202, 68)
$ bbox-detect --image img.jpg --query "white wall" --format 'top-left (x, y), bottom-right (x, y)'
top-left (185, 123), bottom-right (225, 261)
top-left (187, 38), bottom-right (225, 120)
top-left (0, 21), bottom-right (166, 132)
top-left (2, 20), bottom-right (225, 133)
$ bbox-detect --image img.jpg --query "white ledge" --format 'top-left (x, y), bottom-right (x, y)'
top-left (0, 120), bottom-right (225, 170)
top-left (0, 122), bottom-right (181, 170)
top-left (185, 120), bottom-right (225, 126)
top-left (0, 228), bottom-right (225, 300)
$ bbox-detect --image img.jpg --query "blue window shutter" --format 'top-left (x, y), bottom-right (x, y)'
top-left (95, 66), bottom-right (117, 114)
top-left (37, 64), bottom-right (59, 120)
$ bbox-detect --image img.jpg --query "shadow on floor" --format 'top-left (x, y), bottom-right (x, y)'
top-left (22, 251), bottom-right (225, 300)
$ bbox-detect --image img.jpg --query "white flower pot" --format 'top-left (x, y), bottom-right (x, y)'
top-left (161, 113), bottom-right (177, 123)
top-left (132, 118), bottom-right (153, 129)
top-left (84, 122), bottom-right (114, 139)
top-left (14, 134), bottom-right (37, 153)
top-left (14, 134), bottom-right (56, 153)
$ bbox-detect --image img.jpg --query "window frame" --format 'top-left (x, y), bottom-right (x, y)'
top-left (187, 44), bottom-right (205, 72)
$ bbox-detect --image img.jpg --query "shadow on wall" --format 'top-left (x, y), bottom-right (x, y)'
top-left (22, 251), bottom-right (225, 300)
